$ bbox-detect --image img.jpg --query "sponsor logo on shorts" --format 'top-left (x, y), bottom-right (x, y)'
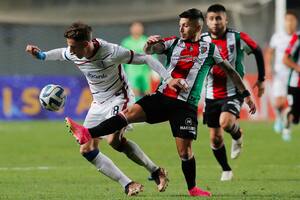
top-left (180, 126), bottom-right (196, 131)
top-left (185, 118), bottom-right (193, 126)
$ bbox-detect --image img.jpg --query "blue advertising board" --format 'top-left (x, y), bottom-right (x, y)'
top-left (0, 75), bottom-right (92, 120)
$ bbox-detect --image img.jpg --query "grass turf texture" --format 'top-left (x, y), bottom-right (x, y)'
top-left (0, 121), bottom-right (299, 199)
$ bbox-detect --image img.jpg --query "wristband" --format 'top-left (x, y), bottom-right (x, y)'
top-left (241, 90), bottom-right (250, 98)
top-left (36, 51), bottom-right (46, 60)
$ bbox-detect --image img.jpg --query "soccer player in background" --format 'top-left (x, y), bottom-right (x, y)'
top-left (65, 8), bottom-right (256, 197)
top-left (121, 22), bottom-right (153, 100)
top-left (282, 31), bottom-right (300, 140)
top-left (201, 4), bottom-right (265, 181)
top-left (265, 11), bottom-right (298, 138)
top-left (25, 22), bottom-right (172, 196)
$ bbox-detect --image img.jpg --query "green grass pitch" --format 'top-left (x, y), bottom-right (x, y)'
top-left (0, 121), bottom-right (299, 199)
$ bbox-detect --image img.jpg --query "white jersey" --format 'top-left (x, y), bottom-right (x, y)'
top-left (45, 38), bottom-right (133, 103)
top-left (269, 31), bottom-right (292, 76)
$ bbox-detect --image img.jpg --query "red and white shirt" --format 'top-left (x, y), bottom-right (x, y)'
top-left (285, 32), bottom-right (300, 88)
top-left (201, 29), bottom-right (258, 99)
top-left (157, 36), bottom-right (223, 107)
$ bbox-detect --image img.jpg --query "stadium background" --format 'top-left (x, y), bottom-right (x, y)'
top-left (0, 0), bottom-right (300, 120)
top-left (1, 1), bottom-right (300, 200)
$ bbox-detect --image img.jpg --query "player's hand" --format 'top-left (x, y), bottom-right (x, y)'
top-left (244, 96), bottom-right (256, 114)
top-left (167, 78), bottom-right (188, 92)
top-left (25, 44), bottom-right (41, 57)
top-left (146, 35), bottom-right (163, 45)
top-left (252, 80), bottom-right (265, 97)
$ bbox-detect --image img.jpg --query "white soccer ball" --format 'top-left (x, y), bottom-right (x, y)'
top-left (39, 84), bottom-right (66, 111)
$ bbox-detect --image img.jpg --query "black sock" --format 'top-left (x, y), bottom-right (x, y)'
top-left (82, 149), bottom-right (99, 162)
top-left (212, 145), bottom-right (231, 171)
top-left (226, 124), bottom-right (241, 140)
top-left (182, 156), bottom-right (196, 190)
top-left (88, 114), bottom-right (128, 138)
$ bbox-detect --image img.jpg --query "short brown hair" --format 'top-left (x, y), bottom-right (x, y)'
top-left (64, 22), bottom-right (92, 41)
top-left (286, 10), bottom-right (298, 20)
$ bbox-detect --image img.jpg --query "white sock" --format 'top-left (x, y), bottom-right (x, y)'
top-left (123, 140), bottom-right (159, 173)
top-left (91, 152), bottom-right (131, 188)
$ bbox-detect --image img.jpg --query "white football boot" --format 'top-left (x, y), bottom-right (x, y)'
top-left (221, 171), bottom-right (233, 181)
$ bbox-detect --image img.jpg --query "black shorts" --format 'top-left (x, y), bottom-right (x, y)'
top-left (287, 87), bottom-right (300, 124)
top-left (203, 95), bottom-right (243, 128)
top-left (136, 92), bottom-right (198, 140)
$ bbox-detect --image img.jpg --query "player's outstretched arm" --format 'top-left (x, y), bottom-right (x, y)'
top-left (25, 44), bottom-right (66, 61)
top-left (219, 60), bottom-right (256, 114)
top-left (144, 35), bottom-right (165, 54)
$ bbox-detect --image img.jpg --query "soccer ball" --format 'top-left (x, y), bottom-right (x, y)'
top-left (39, 84), bottom-right (66, 111)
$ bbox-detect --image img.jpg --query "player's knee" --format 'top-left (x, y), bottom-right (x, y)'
top-left (211, 135), bottom-right (223, 148)
top-left (109, 137), bottom-right (127, 152)
top-left (220, 118), bottom-right (233, 131)
top-left (79, 144), bottom-right (95, 155)
top-left (179, 153), bottom-right (190, 160)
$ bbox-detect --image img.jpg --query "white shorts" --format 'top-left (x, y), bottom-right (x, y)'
top-left (272, 74), bottom-right (288, 98)
top-left (83, 90), bottom-right (135, 138)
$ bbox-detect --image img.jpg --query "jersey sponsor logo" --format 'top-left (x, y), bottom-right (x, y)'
top-left (87, 71), bottom-right (108, 79)
top-left (171, 55), bottom-right (201, 63)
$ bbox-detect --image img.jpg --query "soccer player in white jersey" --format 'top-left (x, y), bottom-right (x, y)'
top-left (201, 4), bottom-right (265, 181)
top-left (65, 9), bottom-right (256, 197)
top-left (282, 31), bottom-right (300, 140)
top-left (25, 22), bottom-right (174, 196)
top-left (265, 11), bottom-right (298, 138)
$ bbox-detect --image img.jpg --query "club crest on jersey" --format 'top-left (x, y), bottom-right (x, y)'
top-left (229, 44), bottom-right (235, 53)
top-left (200, 46), bottom-right (207, 54)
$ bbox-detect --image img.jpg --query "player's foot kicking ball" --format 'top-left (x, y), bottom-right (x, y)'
top-left (65, 117), bottom-right (91, 144)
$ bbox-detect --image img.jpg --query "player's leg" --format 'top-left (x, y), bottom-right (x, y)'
top-left (282, 90), bottom-right (300, 141)
top-left (203, 98), bottom-right (232, 180)
top-left (209, 127), bottom-right (233, 181)
top-left (272, 76), bottom-right (288, 133)
top-left (220, 97), bottom-right (243, 159)
top-left (79, 139), bottom-right (143, 196)
top-left (175, 138), bottom-right (211, 197)
top-left (274, 96), bottom-right (286, 133)
top-left (220, 111), bottom-right (243, 159)
top-left (169, 102), bottom-right (211, 197)
top-left (106, 130), bottom-right (168, 192)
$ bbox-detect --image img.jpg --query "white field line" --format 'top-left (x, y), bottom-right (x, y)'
top-left (0, 166), bottom-right (53, 171)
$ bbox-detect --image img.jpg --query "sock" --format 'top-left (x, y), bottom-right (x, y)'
top-left (182, 156), bottom-right (196, 190)
top-left (212, 144), bottom-right (231, 171)
top-left (275, 107), bottom-right (283, 121)
top-left (121, 139), bottom-right (159, 173)
top-left (225, 124), bottom-right (241, 140)
top-left (83, 149), bottom-right (131, 188)
top-left (88, 114), bottom-right (128, 138)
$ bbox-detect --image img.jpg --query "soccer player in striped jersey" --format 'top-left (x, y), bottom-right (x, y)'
top-left (282, 31), bottom-right (300, 140)
top-left (25, 22), bottom-right (174, 196)
top-left (265, 11), bottom-right (298, 136)
top-left (201, 4), bottom-right (265, 181)
top-left (65, 9), bottom-right (256, 197)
